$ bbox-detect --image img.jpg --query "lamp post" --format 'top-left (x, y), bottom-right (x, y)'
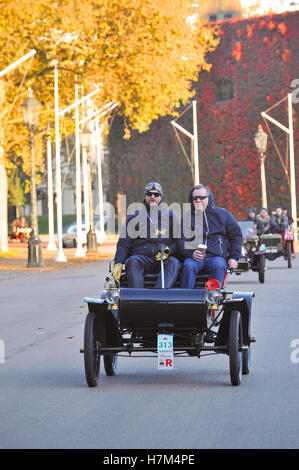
top-left (46, 121), bottom-right (57, 251)
top-left (81, 125), bottom-right (97, 252)
top-left (21, 88), bottom-right (43, 267)
top-left (254, 124), bottom-right (268, 209)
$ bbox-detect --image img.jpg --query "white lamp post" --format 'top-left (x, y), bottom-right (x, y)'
top-left (74, 83), bottom-right (85, 257)
top-left (82, 125), bottom-right (97, 252)
top-left (53, 60), bottom-right (67, 262)
top-left (21, 88), bottom-right (43, 267)
top-left (46, 121), bottom-right (57, 251)
top-left (261, 94), bottom-right (297, 241)
top-left (254, 124), bottom-right (268, 209)
top-left (95, 118), bottom-right (106, 243)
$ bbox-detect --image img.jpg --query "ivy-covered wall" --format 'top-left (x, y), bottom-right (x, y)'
top-left (108, 10), bottom-right (299, 219)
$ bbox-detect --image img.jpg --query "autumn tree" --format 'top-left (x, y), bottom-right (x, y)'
top-left (0, 0), bottom-right (218, 251)
top-left (7, 169), bottom-right (26, 219)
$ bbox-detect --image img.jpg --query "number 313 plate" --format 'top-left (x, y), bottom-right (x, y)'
top-left (157, 333), bottom-right (174, 370)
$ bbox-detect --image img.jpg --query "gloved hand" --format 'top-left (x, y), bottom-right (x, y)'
top-left (112, 263), bottom-right (123, 281)
top-left (156, 246), bottom-right (170, 261)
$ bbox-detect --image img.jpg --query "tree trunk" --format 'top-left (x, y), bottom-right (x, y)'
top-left (0, 81), bottom-right (8, 252)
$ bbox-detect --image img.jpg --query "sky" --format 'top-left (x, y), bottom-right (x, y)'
top-left (240, 0), bottom-right (299, 14)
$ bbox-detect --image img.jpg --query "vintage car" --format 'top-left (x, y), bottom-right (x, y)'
top-left (62, 216), bottom-right (106, 248)
top-left (233, 221), bottom-right (266, 283)
top-left (81, 248), bottom-right (256, 388)
top-left (260, 226), bottom-right (294, 268)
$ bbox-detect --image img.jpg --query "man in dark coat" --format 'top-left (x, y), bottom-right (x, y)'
top-left (270, 207), bottom-right (289, 234)
top-left (112, 182), bottom-right (180, 288)
top-left (256, 207), bottom-right (271, 234)
top-left (282, 206), bottom-right (294, 226)
top-left (245, 207), bottom-right (265, 236)
top-left (179, 184), bottom-right (242, 288)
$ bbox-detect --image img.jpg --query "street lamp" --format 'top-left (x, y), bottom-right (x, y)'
top-left (21, 88), bottom-right (43, 267)
top-left (254, 124), bottom-right (268, 209)
top-left (82, 125), bottom-right (97, 252)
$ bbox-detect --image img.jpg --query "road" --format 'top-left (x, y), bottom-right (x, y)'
top-left (0, 256), bottom-right (299, 450)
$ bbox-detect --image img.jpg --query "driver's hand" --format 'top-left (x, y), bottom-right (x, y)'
top-left (228, 259), bottom-right (238, 269)
top-left (112, 263), bottom-right (122, 281)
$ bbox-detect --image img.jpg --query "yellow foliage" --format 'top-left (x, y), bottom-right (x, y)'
top-left (0, 0), bottom-right (219, 170)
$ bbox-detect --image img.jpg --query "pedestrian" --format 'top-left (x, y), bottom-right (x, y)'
top-left (111, 182), bottom-right (180, 288)
top-left (245, 208), bottom-right (264, 236)
top-left (282, 206), bottom-right (294, 226)
top-left (256, 207), bottom-right (271, 234)
top-left (11, 218), bottom-right (20, 239)
top-left (270, 206), bottom-right (288, 234)
top-left (19, 216), bottom-right (30, 241)
top-left (179, 184), bottom-right (242, 288)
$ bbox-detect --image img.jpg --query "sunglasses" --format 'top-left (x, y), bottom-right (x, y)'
top-left (146, 191), bottom-right (161, 197)
top-left (192, 195), bottom-right (208, 201)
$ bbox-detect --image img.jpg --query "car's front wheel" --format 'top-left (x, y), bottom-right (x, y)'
top-left (84, 312), bottom-right (101, 387)
top-left (229, 310), bottom-right (243, 386)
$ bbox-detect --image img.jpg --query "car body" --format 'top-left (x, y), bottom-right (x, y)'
top-left (233, 221), bottom-right (266, 283)
top-left (62, 216), bottom-right (107, 248)
top-left (81, 265), bottom-right (255, 388)
top-left (261, 227), bottom-right (294, 268)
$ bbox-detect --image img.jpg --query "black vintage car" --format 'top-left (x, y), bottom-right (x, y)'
top-left (260, 227), bottom-right (294, 268)
top-left (81, 252), bottom-right (256, 388)
top-left (233, 221), bottom-right (266, 283)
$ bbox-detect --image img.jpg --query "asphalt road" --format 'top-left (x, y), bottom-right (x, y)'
top-left (0, 256), bottom-right (299, 450)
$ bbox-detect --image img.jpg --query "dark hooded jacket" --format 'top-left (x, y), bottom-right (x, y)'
top-left (179, 186), bottom-right (242, 261)
top-left (270, 212), bottom-right (288, 234)
top-left (244, 214), bottom-right (265, 236)
top-left (114, 201), bottom-right (180, 264)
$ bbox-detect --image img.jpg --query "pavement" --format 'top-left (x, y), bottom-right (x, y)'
top-left (0, 234), bottom-right (118, 280)
top-left (1, 234), bottom-right (298, 280)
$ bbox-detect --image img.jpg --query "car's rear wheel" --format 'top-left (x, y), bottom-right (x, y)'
top-left (286, 242), bottom-right (292, 268)
top-left (258, 254), bottom-right (265, 283)
top-left (242, 346), bottom-right (250, 375)
top-left (104, 354), bottom-right (118, 376)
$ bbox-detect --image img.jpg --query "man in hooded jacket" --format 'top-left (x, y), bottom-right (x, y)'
top-left (112, 182), bottom-right (180, 288)
top-left (179, 184), bottom-right (242, 288)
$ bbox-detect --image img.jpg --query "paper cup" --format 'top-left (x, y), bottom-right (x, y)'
top-left (197, 244), bottom-right (207, 256)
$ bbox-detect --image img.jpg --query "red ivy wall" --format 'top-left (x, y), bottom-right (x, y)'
top-left (196, 10), bottom-right (299, 218)
top-left (109, 10), bottom-right (299, 220)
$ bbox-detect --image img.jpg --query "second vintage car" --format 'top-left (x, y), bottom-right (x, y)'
top-left (233, 221), bottom-right (266, 283)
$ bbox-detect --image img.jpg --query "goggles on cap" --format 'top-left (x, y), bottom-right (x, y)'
top-left (144, 182), bottom-right (163, 196)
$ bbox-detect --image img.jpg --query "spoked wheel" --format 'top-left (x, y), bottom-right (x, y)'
top-left (286, 242), bottom-right (292, 269)
top-left (258, 254), bottom-right (265, 283)
top-left (104, 354), bottom-right (118, 376)
top-left (229, 310), bottom-right (243, 386)
top-left (84, 311), bottom-right (101, 387)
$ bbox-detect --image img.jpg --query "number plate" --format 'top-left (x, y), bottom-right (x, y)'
top-left (266, 247), bottom-right (277, 253)
top-left (157, 333), bottom-right (174, 370)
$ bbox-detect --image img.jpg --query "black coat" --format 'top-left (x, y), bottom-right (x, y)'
top-left (270, 213), bottom-right (289, 234)
top-left (179, 187), bottom-right (242, 261)
top-left (245, 215), bottom-right (265, 236)
top-left (114, 201), bottom-right (180, 264)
